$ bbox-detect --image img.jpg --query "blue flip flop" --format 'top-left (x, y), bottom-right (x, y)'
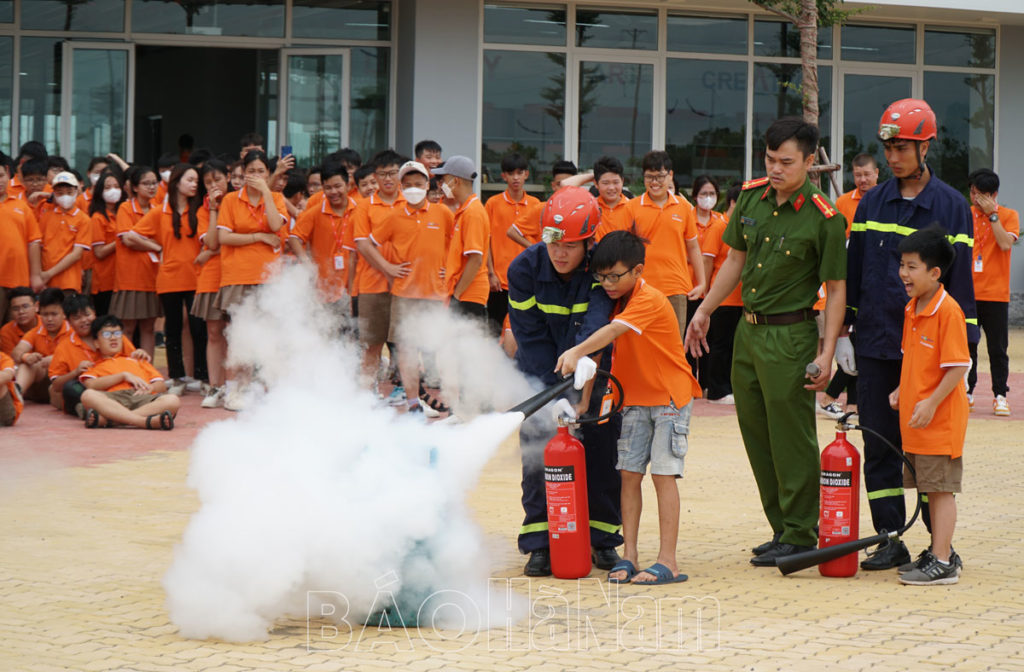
top-left (632, 562), bottom-right (688, 585)
top-left (608, 559), bottom-right (637, 584)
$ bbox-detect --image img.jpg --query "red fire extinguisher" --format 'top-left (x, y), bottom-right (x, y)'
top-left (818, 428), bottom-right (861, 577)
top-left (544, 423), bottom-right (592, 579)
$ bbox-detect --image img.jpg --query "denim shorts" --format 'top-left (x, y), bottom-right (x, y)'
top-left (616, 401), bottom-right (692, 477)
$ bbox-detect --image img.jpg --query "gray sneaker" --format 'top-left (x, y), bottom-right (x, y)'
top-left (899, 546), bottom-right (962, 577)
top-left (898, 551), bottom-right (959, 585)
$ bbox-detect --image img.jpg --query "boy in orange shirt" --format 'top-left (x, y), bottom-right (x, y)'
top-left (507, 160), bottom-right (577, 248)
top-left (36, 171), bottom-right (92, 293)
top-left (79, 314), bottom-right (179, 430)
top-left (562, 156), bottom-right (633, 240)
top-left (889, 227), bottom-right (968, 585)
top-left (0, 154), bottom-right (43, 312)
top-left (485, 153), bottom-right (539, 337)
top-left (965, 169), bottom-right (1018, 416)
top-left (556, 231), bottom-right (700, 586)
top-left (11, 288), bottom-right (68, 402)
top-left (434, 156), bottom-right (490, 320)
top-left (290, 163), bottom-right (355, 306)
top-left (1, 287), bottom-right (40, 355)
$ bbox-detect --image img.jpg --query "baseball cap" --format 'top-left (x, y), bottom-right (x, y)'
top-left (398, 160), bottom-right (430, 181)
top-left (52, 171), bottom-right (78, 187)
top-left (431, 155), bottom-right (477, 181)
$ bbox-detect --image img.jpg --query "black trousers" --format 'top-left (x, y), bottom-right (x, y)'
top-left (825, 330), bottom-right (858, 405)
top-left (518, 385), bottom-right (623, 553)
top-left (449, 296), bottom-right (487, 321)
top-left (486, 289), bottom-right (509, 339)
top-left (159, 290), bottom-right (208, 381)
top-left (92, 290), bottom-right (113, 318)
top-left (706, 305), bottom-right (742, 400)
top-left (968, 300), bottom-right (1009, 397)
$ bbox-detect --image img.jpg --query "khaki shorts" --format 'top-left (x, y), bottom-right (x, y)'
top-left (358, 292), bottom-right (392, 345)
top-left (103, 389), bottom-right (161, 410)
top-left (388, 296), bottom-right (438, 343)
top-left (667, 294), bottom-right (687, 339)
top-left (903, 452), bottom-right (962, 493)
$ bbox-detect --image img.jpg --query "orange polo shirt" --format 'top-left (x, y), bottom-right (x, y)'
top-left (486, 190), bottom-right (540, 289)
top-left (7, 175), bottom-right (51, 201)
top-left (834, 188), bottom-right (861, 237)
top-left (133, 200), bottom-right (202, 294)
top-left (0, 197), bottom-right (42, 288)
top-left (446, 194), bottom-right (490, 305)
top-left (0, 351), bottom-right (22, 423)
top-left (971, 205), bottom-right (1020, 303)
top-left (291, 197), bottom-right (356, 302)
top-left (1, 316), bottom-right (38, 355)
top-left (610, 279), bottom-right (702, 407)
top-left (304, 190), bottom-right (325, 213)
top-left (693, 211), bottom-right (743, 307)
top-left (594, 195), bottom-right (632, 241)
top-left (371, 201), bottom-right (453, 301)
top-left (80, 355), bottom-right (163, 391)
top-left (623, 193), bottom-right (698, 296)
top-left (899, 286), bottom-right (970, 458)
top-left (37, 202), bottom-right (92, 292)
top-left (194, 202), bottom-right (222, 295)
top-left (19, 320), bottom-right (71, 358)
top-left (90, 209), bottom-right (119, 294)
top-left (114, 199), bottom-right (159, 293)
top-left (216, 189), bottom-right (290, 287)
top-left (352, 191), bottom-right (405, 296)
top-left (48, 330), bottom-right (136, 380)
top-left (511, 200), bottom-right (545, 244)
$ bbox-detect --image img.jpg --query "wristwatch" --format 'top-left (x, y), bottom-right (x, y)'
top-left (989, 212), bottom-right (1000, 222)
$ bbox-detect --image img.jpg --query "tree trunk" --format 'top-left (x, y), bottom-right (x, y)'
top-left (799, 0), bottom-right (819, 126)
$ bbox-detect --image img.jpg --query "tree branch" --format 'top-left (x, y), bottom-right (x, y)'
top-left (750, 0), bottom-right (800, 24)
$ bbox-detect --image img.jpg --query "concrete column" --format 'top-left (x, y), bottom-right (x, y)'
top-left (998, 26), bottom-right (1024, 313)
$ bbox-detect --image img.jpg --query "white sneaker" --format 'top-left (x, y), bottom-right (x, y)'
top-left (418, 398), bottom-right (441, 418)
top-left (167, 379), bottom-right (186, 396)
top-left (994, 395), bottom-right (1011, 416)
top-left (967, 393), bottom-right (974, 411)
top-left (708, 394), bottom-right (735, 405)
top-left (201, 386), bottom-right (225, 409)
top-left (182, 376), bottom-right (203, 393)
top-left (223, 388), bottom-right (246, 412)
top-left (817, 401), bottom-right (844, 419)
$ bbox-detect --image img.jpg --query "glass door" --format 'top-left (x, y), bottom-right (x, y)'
top-left (279, 49), bottom-right (350, 168)
top-left (570, 55), bottom-right (658, 190)
top-left (60, 43), bottom-right (133, 173)
top-left (839, 71), bottom-right (915, 190)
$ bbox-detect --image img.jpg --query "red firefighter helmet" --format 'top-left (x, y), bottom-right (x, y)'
top-left (541, 186), bottom-right (600, 243)
top-left (878, 98), bottom-right (937, 142)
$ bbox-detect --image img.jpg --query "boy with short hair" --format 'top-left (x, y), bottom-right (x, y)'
top-left (414, 140), bottom-right (443, 171)
top-left (556, 231), bottom-right (701, 585)
top-left (353, 164), bottom-right (378, 200)
top-left (562, 156), bottom-right (632, 239)
top-left (290, 163), bottom-right (355, 305)
top-left (8, 142), bottom-right (48, 200)
top-left (890, 226), bottom-right (969, 585)
top-left (0, 154), bottom-right (44, 310)
top-left (79, 314), bottom-right (179, 430)
top-left (11, 287), bottom-right (69, 401)
top-left (36, 171), bottom-right (92, 293)
top-left (433, 156), bottom-right (490, 320)
top-left (508, 160), bottom-right (578, 247)
top-left (1, 287), bottom-right (39, 354)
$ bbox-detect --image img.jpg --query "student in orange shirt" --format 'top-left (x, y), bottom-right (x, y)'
top-left (360, 160), bottom-right (453, 413)
top-left (34, 171), bottom-right (92, 293)
top-left (890, 227), bottom-right (968, 585)
top-left (623, 151), bottom-right (706, 338)
top-left (563, 156), bottom-right (633, 240)
top-left (0, 349), bottom-right (21, 426)
top-left (130, 164), bottom-right (208, 389)
top-left (834, 153), bottom-right (879, 233)
top-left (485, 153), bottom-right (539, 337)
top-left (87, 169), bottom-right (124, 317)
top-left (435, 156), bottom-right (490, 320)
top-left (228, 161), bottom-right (245, 193)
top-left (507, 160), bottom-right (577, 248)
top-left (191, 159), bottom-right (231, 409)
top-left (0, 155), bottom-right (43, 313)
top-left (353, 165), bottom-right (378, 201)
top-left (79, 314), bottom-right (179, 430)
top-left (291, 163), bottom-right (355, 307)
top-left (8, 142), bottom-right (49, 201)
top-left (11, 287), bottom-right (68, 402)
top-left (556, 231), bottom-right (700, 585)
top-left (1, 287), bottom-right (40, 355)
top-left (415, 140), bottom-right (443, 172)
top-left (966, 169), bottom-right (1019, 416)
top-left (111, 166), bottom-right (161, 356)
top-left (154, 152), bottom-right (177, 205)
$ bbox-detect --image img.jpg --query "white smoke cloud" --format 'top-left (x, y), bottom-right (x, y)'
top-left (163, 263), bottom-right (531, 641)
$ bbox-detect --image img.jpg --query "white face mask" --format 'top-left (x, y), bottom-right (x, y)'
top-left (440, 181), bottom-right (454, 200)
top-left (88, 173), bottom-right (100, 186)
top-left (697, 195), bottom-right (717, 211)
top-left (55, 194), bottom-right (76, 210)
top-left (102, 187), bottom-right (122, 204)
top-left (160, 170), bottom-right (172, 183)
top-left (401, 187), bottom-right (427, 205)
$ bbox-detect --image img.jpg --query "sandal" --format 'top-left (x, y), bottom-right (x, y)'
top-left (145, 410), bottom-right (174, 431)
top-left (418, 383), bottom-right (451, 415)
top-left (84, 409), bottom-right (101, 428)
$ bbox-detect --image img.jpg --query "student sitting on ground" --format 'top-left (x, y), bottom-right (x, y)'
top-left (556, 231), bottom-right (702, 586)
top-left (0, 350), bottom-right (23, 426)
top-left (10, 287), bottom-right (68, 402)
top-left (79, 315), bottom-right (179, 430)
top-left (1, 287), bottom-right (40, 355)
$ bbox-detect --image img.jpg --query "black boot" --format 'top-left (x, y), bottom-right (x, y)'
top-left (860, 540), bottom-right (911, 570)
top-left (524, 549), bottom-right (551, 576)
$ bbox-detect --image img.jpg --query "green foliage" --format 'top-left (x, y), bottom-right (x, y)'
top-left (750, 0), bottom-right (867, 26)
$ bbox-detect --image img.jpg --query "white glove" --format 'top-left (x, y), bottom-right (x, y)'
top-left (835, 335), bottom-right (857, 376)
top-left (574, 356), bottom-right (598, 390)
top-left (551, 398), bottom-right (577, 423)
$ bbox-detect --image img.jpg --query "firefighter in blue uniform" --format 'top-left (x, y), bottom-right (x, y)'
top-left (840, 98), bottom-right (977, 570)
top-left (507, 186), bottom-right (623, 577)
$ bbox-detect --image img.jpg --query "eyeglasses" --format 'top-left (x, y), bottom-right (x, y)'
top-left (376, 169), bottom-right (399, 179)
top-left (593, 267), bottom-right (636, 284)
top-left (643, 172), bottom-right (669, 183)
top-left (100, 329), bottom-right (123, 338)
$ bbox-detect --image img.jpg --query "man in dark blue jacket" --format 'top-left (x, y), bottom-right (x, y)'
top-left (508, 186), bottom-right (622, 576)
top-left (842, 99), bottom-right (977, 571)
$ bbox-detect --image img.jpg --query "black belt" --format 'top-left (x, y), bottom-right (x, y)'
top-left (743, 308), bottom-right (817, 326)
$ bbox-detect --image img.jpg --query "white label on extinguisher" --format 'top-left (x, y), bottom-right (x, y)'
top-left (545, 465), bottom-right (577, 533)
top-left (820, 470), bottom-right (853, 538)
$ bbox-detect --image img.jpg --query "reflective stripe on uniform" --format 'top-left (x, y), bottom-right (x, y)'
top-left (520, 522), bottom-right (548, 535)
top-left (589, 519), bottom-right (621, 534)
top-left (508, 296), bottom-right (590, 315)
top-left (852, 221), bottom-right (974, 248)
top-left (866, 487), bottom-right (904, 500)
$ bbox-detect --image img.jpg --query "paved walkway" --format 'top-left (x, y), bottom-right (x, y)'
top-left (3, 334), bottom-right (1024, 671)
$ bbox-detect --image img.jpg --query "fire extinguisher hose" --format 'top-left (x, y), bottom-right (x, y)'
top-left (776, 412), bottom-right (922, 575)
top-left (505, 370), bottom-right (625, 424)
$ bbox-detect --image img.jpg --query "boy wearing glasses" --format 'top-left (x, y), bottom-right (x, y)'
top-left (79, 314), bottom-right (179, 430)
top-left (556, 231), bottom-right (700, 585)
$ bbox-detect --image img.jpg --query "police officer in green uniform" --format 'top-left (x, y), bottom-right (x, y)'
top-left (685, 117), bottom-right (848, 566)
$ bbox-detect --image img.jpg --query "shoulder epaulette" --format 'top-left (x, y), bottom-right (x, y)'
top-left (811, 193), bottom-right (838, 219)
top-left (742, 177), bottom-right (770, 191)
